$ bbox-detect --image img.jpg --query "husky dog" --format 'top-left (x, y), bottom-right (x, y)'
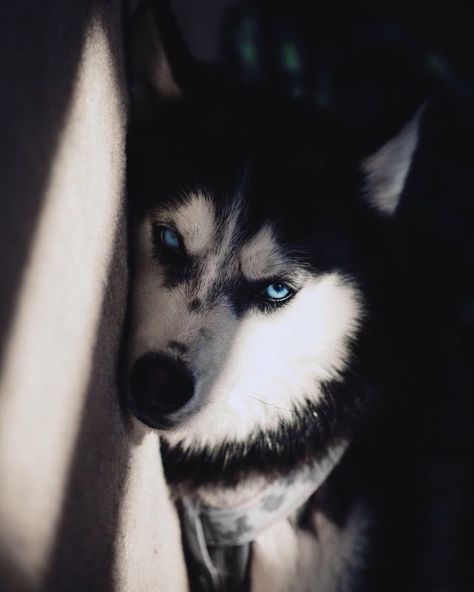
top-left (126, 3), bottom-right (421, 591)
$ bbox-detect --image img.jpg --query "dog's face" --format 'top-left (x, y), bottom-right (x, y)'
top-left (126, 6), bottom-right (420, 483)
top-left (130, 190), bottom-right (361, 447)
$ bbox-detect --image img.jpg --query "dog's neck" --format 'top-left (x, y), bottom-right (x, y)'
top-left (177, 440), bottom-right (349, 592)
top-left (195, 476), bottom-right (270, 509)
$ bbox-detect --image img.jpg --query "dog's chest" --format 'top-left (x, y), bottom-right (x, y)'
top-left (250, 501), bottom-right (369, 592)
top-left (179, 474), bottom-right (370, 592)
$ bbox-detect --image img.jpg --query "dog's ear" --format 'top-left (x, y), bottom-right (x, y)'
top-left (361, 107), bottom-right (424, 216)
top-left (129, 0), bottom-right (195, 103)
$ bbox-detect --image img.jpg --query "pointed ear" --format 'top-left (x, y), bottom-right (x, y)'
top-left (129, 1), bottom-right (186, 102)
top-left (361, 107), bottom-right (424, 215)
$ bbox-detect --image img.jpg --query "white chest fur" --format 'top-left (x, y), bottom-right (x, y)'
top-left (251, 501), bottom-right (370, 592)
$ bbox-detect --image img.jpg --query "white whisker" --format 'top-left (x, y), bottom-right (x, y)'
top-left (233, 389), bottom-right (296, 413)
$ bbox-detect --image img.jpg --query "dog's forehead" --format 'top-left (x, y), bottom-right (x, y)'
top-left (239, 225), bottom-right (287, 280)
top-left (154, 193), bottom-right (288, 280)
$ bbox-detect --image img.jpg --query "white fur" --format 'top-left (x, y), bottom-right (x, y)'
top-left (362, 109), bottom-right (422, 215)
top-left (251, 501), bottom-right (370, 592)
top-left (197, 477), bottom-right (269, 508)
top-left (130, 194), bottom-right (363, 449)
top-left (165, 273), bottom-right (361, 449)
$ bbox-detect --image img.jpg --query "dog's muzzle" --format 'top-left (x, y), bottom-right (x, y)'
top-left (128, 352), bottom-right (194, 429)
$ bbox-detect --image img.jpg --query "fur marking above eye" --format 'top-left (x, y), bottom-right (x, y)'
top-left (263, 282), bottom-right (294, 302)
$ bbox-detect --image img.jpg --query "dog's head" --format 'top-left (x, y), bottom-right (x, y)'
top-left (126, 2), bottom-right (421, 483)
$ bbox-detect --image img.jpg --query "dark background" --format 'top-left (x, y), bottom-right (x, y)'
top-left (172, 1), bottom-right (472, 590)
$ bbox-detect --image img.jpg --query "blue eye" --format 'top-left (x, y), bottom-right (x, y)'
top-left (263, 282), bottom-right (293, 302)
top-left (160, 227), bottom-right (181, 251)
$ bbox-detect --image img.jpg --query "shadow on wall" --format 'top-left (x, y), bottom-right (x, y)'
top-left (0, 0), bottom-right (121, 359)
top-left (0, 1), bottom-right (130, 590)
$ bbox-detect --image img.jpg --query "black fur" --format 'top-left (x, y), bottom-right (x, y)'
top-left (128, 61), bottom-right (406, 482)
top-left (126, 4), bottom-right (412, 590)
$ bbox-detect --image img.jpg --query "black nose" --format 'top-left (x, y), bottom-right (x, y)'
top-left (129, 352), bottom-right (194, 429)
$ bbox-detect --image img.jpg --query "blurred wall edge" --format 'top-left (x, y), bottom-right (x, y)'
top-left (0, 1), bottom-right (188, 591)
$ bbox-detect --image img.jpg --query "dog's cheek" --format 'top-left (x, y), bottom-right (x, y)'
top-left (167, 273), bottom-right (363, 447)
top-left (130, 218), bottom-right (191, 359)
top-left (212, 274), bottom-right (362, 432)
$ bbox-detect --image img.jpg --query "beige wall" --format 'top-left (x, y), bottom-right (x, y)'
top-left (0, 2), bottom-right (187, 590)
